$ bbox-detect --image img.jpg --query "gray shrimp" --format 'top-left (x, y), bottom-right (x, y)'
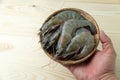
top-left (76, 34), bottom-right (95, 59)
top-left (45, 28), bottom-right (61, 49)
top-left (42, 32), bottom-right (53, 49)
top-left (65, 28), bottom-right (91, 53)
top-left (55, 10), bottom-right (84, 20)
top-left (42, 24), bottom-right (61, 49)
top-left (41, 17), bottom-right (62, 31)
top-left (56, 19), bottom-right (93, 56)
top-left (63, 28), bottom-right (95, 59)
top-left (40, 10), bottom-right (85, 31)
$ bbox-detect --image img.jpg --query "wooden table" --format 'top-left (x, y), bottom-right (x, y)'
top-left (0, 0), bottom-right (120, 80)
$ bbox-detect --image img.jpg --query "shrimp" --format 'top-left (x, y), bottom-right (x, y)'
top-left (41, 17), bottom-right (62, 31)
top-left (76, 34), bottom-right (95, 59)
top-left (62, 28), bottom-right (95, 59)
top-left (40, 10), bottom-right (85, 31)
top-left (45, 27), bottom-right (61, 49)
top-left (55, 19), bottom-right (95, 56)
top-left (65, 28), bottom-right (91, 53)
top-left (42, 24), bottom-right (61, 49)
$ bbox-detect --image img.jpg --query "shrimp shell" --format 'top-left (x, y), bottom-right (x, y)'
top-left (56, 19), bottom-right (95, 56)
top-left (65, 28), bottom-right (95, 59)
top-left (40, 10), bottom-right (85, 31)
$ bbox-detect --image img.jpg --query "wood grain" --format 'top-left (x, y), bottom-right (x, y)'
top-left (0, 0), bottom-right (120, 80)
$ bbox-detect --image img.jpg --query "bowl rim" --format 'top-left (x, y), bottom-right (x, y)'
top-left (40, 8), bottom-right (100, 65)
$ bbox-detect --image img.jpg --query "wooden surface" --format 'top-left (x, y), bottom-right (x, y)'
top-left (0, 0), bottom-right (120, 80)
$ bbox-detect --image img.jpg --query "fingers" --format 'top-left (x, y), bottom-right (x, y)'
top-left (100, 30), bottom-right (114, 52)
top-left (66, 65), bottom-right (75, 73)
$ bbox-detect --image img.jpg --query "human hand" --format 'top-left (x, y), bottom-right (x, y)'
top-left (66, 30), bottom-right (117, 80)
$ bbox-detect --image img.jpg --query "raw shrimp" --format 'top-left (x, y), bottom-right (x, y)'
top-left (62, 28), bottom-right (95, 59)
top-left (42, 24), bottom-right (61, 49)
top-left (40, 10), bottom-right (85, 31)
top-left (56, 19), bottom-right (95, 56)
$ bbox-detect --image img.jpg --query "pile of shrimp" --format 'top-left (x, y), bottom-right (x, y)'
top-left (40, 10), bottom-right (97, 60)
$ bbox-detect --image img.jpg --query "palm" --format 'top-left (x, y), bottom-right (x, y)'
top-left (66, 31), bottom-right (116, 80)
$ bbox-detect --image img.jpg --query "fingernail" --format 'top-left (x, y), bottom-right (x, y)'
top-left (100, 30), bottom-right (105, 35)
top-left (100, 30), bottom-right (104, 33)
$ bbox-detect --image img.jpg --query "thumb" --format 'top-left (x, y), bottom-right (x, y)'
top-left (100, 30), bottom-right (114, 52)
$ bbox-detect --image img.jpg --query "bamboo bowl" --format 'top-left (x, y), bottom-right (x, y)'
top-left (39, 8), bottom-right (99, 65)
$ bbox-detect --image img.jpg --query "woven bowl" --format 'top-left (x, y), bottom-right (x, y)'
top-left (39, 8), bottom-right (99, 65)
